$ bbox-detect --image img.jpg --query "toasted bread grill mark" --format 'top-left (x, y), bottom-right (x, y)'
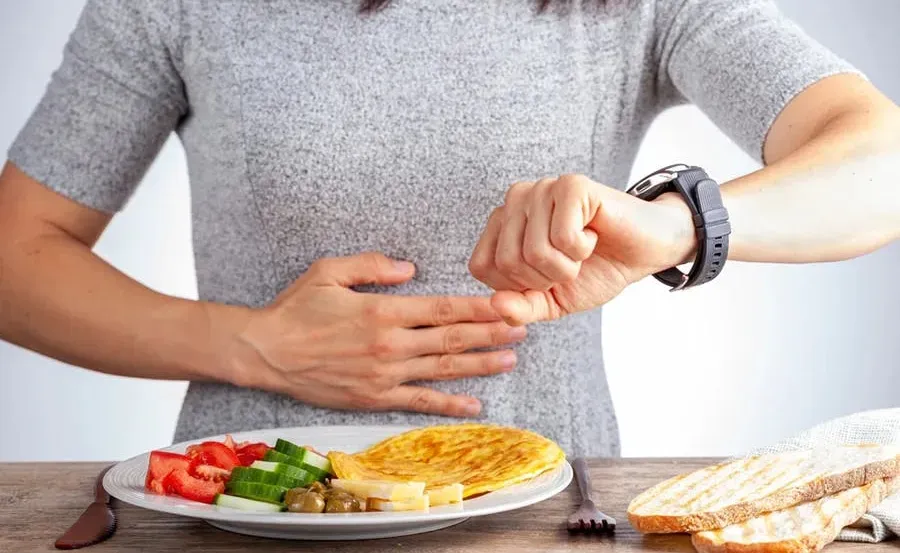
top-left (738, 462), bottom-right (803, 505)
top-left (694, 457), bottom-right (782, 512)
top-left (629, 446), bottom-right (900, 535)
top-left (671, 462), bottom-right (734, 512)
top-left (628, 473), bottom-right (690, 512)
top-left (692, 478), bottom-right (898, 553)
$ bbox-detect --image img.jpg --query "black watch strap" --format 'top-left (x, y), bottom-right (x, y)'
top-left (627, 165), bottom-right (731, 291)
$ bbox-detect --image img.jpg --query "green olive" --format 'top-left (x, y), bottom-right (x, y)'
top-left (284, 487), bottom-right (308, 506)
top-left (323, 487), bottom-right (347, 499)
top-left (287, 491), bottom-right (326, 514)
top-left (325, 494), bottom-right (362, 513)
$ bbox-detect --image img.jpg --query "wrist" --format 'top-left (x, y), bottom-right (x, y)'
top-left (197, 301), bottom-right (262, 388)
top-left (652, 191), bottom-right (698, 269)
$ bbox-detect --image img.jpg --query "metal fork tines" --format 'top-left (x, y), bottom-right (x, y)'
top-left (567, 457), bottom-right (616, 534)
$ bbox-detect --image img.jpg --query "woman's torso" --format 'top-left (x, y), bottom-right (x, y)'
top-left (172, 0), bottom-right (666, 456)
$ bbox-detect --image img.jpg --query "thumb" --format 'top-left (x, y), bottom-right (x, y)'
top-left (490, 290), bottom-right (561, 326)
top-left (306, 252), bottom-right (416, 288)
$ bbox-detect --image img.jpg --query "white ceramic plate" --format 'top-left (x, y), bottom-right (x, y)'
top-left (105, 425), bottom-right (573, 540)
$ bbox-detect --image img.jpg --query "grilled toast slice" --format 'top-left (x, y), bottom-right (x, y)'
top-left (628, 445), bottom-right (900, 533)
top-left (691, 477), bottom-right (899, 553)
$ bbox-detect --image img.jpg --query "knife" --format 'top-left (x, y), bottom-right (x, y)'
top-left (55, 465), bottom-right (117, 550)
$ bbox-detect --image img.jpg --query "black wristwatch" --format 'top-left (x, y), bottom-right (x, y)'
top-left (625, 164), bottom-right (731, 291)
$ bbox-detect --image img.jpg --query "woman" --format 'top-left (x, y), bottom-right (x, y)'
top-left (1, 0), bottom-right (898, 457)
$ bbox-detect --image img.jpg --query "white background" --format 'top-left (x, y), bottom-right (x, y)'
top-left (1, 0), bottom-right (897, 462)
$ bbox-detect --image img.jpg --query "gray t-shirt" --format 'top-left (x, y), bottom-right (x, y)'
top-left (8, 0), bottom-right (857, 456)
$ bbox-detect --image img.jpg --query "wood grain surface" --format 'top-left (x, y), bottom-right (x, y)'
top-left (0, 459), bottom-right (892, 552)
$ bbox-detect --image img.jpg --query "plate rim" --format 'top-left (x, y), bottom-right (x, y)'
top-left (104, 424), bottom-right (573, 527)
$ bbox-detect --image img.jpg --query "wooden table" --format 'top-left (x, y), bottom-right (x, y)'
top-left (1, 458), bottom-right (892, 552)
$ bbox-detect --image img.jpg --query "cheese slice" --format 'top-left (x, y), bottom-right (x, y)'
top-left (426, 483), bottom-right (464, 506)
top-left (367, 494), bottom-right (430, 512)
top-left (330, 479), bottom-right (425, 501)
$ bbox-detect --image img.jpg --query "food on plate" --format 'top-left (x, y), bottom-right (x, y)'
top-left (426, 483), bottom-right (464, 506)
top-left (144, 435), bottom-right (272, 503)
top-left (229, 466), bottom-right (308, 489)
top-left (248, 460), bottom-right (317, 485)
top-left (691, 477), bottom-right (900, 553)
top-left (163, 468), bottom-right (225, 504)
top-left (144, 424), bottom-right (566, 513)
top-left (264, 449), bottom-right (330, 482)
top-left (274, 439), bottom-right (333, 474)
top-left (214, 493), bottom-right (284, 513)
top-left (328, 423), bottom-right (566, 498)
top-left (284, 487), bottom-right (327, 513)
top-left (145, 451), bottom-right (192, 494)
top-left (234, 442), bottom-right (270, 466)
top-left (329, 479), bottom-right (426, 501)
top-left (627, 444), bottom-right (900, 534)
top-left (281, 485), bottom-right (364, 513)
top-left (367, 495), bottom-right (430, 512)
top-left (323, 491), bottom-right (363, 514)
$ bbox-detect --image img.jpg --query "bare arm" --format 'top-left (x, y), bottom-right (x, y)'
top-left (0, 163), bottom-right (524, 416)
top-left (0, 162), bottom-right (251, 382)
top-left (470, 78), bottom-right (900, 325)
top-left (658, 74), bottom-right (900, 265)
top-left (724, 73), bottom-right (900, 262)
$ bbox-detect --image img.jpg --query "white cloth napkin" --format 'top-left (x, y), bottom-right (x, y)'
top-left (744, 408), bottom-right (900, 543)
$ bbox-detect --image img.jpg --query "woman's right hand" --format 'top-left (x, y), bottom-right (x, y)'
top-left (229, 252), bottom-right (526, 418)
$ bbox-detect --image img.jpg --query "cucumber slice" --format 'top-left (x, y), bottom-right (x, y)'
top-left (214, 493), bottom-right (284, 513)
top-left (264, 449), bottom-right (330, 482)
top-left (300, 464), bottom-right (329, 483)
top-left (273, 438), bottom-right (307, 459)
top-left (225, 481), bottom-right (287, 504)
top-left (229, 466), bottom-right (305, 489)
top-left (274, 439), bottom-right (333, 474)
top-left (249, 460), bottom-right (316, 486)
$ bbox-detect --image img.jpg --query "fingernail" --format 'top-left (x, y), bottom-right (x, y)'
top-left (507, 326), bottom-right (528, 340)
top-left (463, 399), bottom-right (481, 417)
top-left (393, 260), bottom-right (415, 272)
top-left (499, 351), bottom-right (517, 369)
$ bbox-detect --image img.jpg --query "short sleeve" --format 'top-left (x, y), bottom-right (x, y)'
top-left (656, 0), bottom-right (864, 163)
top-left (7, 0), bottom-right (187, 213)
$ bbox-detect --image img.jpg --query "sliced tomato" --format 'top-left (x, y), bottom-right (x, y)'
top-left (145, 451), bottom-right (191, 492)
top-left (162, 469), bottom-right (224, 504)
top-left (235, 442), bottom-right (270, 466)
top-left (222, 434), bottom-right (237, 452)
top-left (188, 458), bottom-right (232, 482)
top-left (185, 441), bottom-right (241, 471)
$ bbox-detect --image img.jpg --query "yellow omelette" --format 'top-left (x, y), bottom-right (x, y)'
top-left (327, 423), bottom-right (566, 498)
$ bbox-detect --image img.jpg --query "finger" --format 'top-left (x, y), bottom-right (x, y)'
top-left (550, 183), bottom-right (600, 261)
top-left (305, 252), bottom-right (416, 287)
top-left (369, 295), bottom-right (503, 327)
top-left (469, 208), bottom-right (520, 291)
top-left (400, 350), bottom-right (517, 381)
top-left (523, 189), bottom-right (582, 284)
top-left (495, 210), bottom-right (555, 290)
top-left (491, 290), bottom-right (562, 326)
top-left (401, 321), bottom-right (527, 356)
top-left (381, 386), bottom-right (483, 417)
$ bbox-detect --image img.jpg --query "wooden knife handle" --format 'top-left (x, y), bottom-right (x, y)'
top-left (94, 465), bottom-right (113, 504)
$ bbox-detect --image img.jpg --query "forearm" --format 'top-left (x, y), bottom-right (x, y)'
top-left (0, 228), bottom-right (252, 383)
top-left (721, 108), bottom-right (900, 263)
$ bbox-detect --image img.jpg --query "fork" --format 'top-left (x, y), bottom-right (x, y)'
top-left (567, 457), bottom-right (616, 534)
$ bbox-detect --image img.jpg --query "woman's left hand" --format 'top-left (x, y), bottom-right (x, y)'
top-left (469, 174), bottom-right (697, 325)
